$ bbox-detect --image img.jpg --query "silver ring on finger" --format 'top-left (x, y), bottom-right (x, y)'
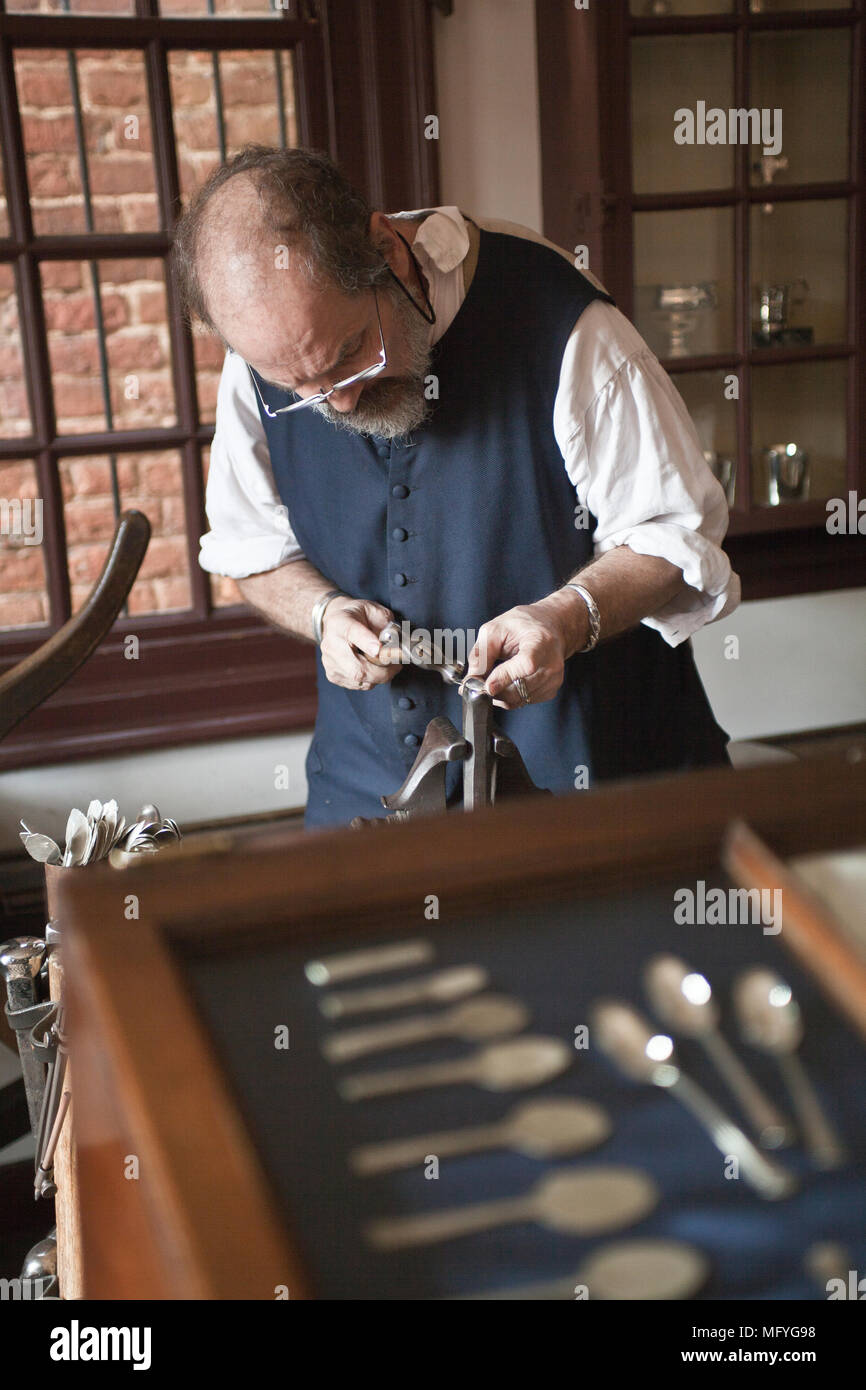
top-left (513, 676), bottom-right (531, 706)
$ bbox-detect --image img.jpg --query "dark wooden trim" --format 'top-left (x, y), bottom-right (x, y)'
top-left (0, 13), bottom-right (309, 47)
top-left (54, 754), bottom-right (866, 1296)
top-left (536, 0), bottom-right (865, 601)
top-left (0, 615), bottom-right (316, 771)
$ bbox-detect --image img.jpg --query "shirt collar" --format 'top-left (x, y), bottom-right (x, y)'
top-left (386, 206), bottom-right (470, 275)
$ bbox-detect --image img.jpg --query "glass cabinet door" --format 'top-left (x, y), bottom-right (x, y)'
top-left (628, 3), bottom-right (855, 516)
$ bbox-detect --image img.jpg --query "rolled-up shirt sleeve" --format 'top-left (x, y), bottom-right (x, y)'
top-left (199, 348), bottom-right (306, 579)
top-left (554, 301), bottom-right (741, 646)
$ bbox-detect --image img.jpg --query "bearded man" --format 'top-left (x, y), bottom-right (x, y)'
top-left (173, 145), bottom-right (738, 827)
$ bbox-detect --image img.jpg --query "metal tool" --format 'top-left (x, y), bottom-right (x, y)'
top-left (353, 622), bottom-right (548, 824)
top-left (0, 937), bottom-right (49, 1135)
top-left (591, 1001), bottom-right (797, 1201)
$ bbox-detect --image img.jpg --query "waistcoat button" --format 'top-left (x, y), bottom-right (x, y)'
top-left (404, 733), bottom-right (420, 748)
top-left (393, 573), bottom-right (407, 587)
top-left (391, 484), bottom-right (409, 498)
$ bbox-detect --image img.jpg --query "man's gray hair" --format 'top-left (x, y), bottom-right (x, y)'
top-left (172, 144), bottom-right (391, 330)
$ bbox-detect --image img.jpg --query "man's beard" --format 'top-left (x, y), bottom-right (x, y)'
top-left (312, 284), bottom-right (434, 441)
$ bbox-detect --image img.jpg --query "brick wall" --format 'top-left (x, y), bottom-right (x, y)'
top-left (0, 11), bottom-right (296, 628)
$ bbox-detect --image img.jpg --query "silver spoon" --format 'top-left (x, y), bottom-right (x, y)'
top-left (19, 831), bottom-right (62, 866)
top-left (351, 1096), bottom-right (611, 1175)
top-left (733, 968), bottom-right (848, 1170)
top-left (645, 955), bottom-right (791, 1148)
top-left (320, 964), bottom-right (488, 1020)
top-left (591, 1001), bottom-right (797, 1201)
top-left (322, 995), bottom-right (529, 1063)
top-left (62, 808), bottom-right (89, 866)
top-left (338, 1035), bottom-right (572, 1102)
top-left (366, 1165), bottom-right (658, 1250)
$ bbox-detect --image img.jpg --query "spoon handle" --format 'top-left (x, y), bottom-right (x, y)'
top-left (702, 1031), bottom-right (792, 1148)
top-left (366, 1194), bottom-right (528, 1249)
top-left (777, 1053), bottom-right (848, 1170)
top-left (323, 1010), bottom-right (449, 1062)
top-left (338, 1055), bottom-right (475, 1100)
top-left (668, 1072), bottom-right (797, 1201)
top-left (351, 1121), bottom-right (502, 1175)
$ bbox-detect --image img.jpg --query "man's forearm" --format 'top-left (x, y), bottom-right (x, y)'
top-left (542, 547), bottom-right (687, 658)
top-left (236, 559), bottom-right (337, 642)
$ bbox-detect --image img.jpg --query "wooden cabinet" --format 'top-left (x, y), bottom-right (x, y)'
top-left (536, 0), bottom-right (865, 598)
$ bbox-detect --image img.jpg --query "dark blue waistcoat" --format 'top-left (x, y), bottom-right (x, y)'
top-left (252, 227), bottom-right (729, 826)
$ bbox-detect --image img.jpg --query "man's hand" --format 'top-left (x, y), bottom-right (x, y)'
top-left (320, 595), bottom-right (399, 691)
top-left (465, 590), bottom-right (588, 710)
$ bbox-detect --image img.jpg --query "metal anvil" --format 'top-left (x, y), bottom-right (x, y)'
top-left (351, 625), bottom-right (549, 826)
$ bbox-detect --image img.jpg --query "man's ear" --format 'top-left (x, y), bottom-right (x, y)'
top-left (369, 210), bottom-right (397, 264)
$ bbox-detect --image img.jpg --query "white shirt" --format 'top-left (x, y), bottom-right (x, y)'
top-left (200, 206), bottom-right (740, 645)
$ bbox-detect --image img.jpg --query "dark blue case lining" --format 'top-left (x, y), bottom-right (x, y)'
top-left (176, 869), bottom-right (866, 1300)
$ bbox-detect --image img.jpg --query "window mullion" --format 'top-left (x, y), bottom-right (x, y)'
top-left (144, 31), bottom-right (210, 619)
top-left (0, 33), bottom-right (70, 627)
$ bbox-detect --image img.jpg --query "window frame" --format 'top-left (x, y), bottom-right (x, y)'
top-left (0, 0), bottom-right (440, 771)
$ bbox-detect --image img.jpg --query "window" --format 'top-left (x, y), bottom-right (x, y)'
top-left (0, 0), bottom-right (439, 768)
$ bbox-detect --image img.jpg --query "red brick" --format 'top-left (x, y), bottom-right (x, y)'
top-left (126, 579), bottom-right (157, 614)
top-left (173, 112), bottom-right (219, 151)
top-left (107, 331), bottom-right (166, 372)
top-left (115, 456), bottom-right (140, 491)
top-left (61, 460), bottom-right (110, 501)
top-left (68, 541), bottom-right (110, 584)
top-left (25, 155), bottom-right (78, 199)
top-left (100, 258), bottom-right (163, 286)
top-left (196, 374), bottom-right (220, 417)
top-left (15, 69), bottom-right (72, 109)
top-left (22, 116), bottom-right (78, 154)
top-left (138, 535), bottom-right (187, 580)
top-left (80, 69), bottom-right (147, 109)
top-left (218, 67), bottom-right (275, 107)
top-left (89, 157), bottom-right (154, 197)
top-left (120, 197), bottom-right (161, 233)
top-left (168, 71), bottom-right (213, 106)
top-left (134, 288), bottom-right (168, 324)
top-left (153, 576), bottom-right (191, 611)
top-left (224, 109), bottom-right (282, 146)
top-left (0, 383), bottom-right (29, 418)
top-left (44, 294), bottom-right (94, 335)
top-left (160, 496), bottom-right (187, 532)
top-left (0, 593), bottom-right (47, 628)
top-left (0, 345), bottom-right (26, 376)
top-left (49, 335), bottom-right (101, 376)
top-left (40, 262), bottom-right (85, 292)
top-left (193, 333), bottom-right (227, 371)
top-left (64, 499), bottom-right (115, 544)
top-left (0, 464), bottom-right (39, 498)
top-left (0, 545), bottom-right (45, 591)
top-left (31, 205), bottom-right (88, 236)
top-left (53, 378), bottom-right (107, 420)
top-left (112, 376), bottom-right (175, 423)
top-left (138, 457), bottom-right (181, 495)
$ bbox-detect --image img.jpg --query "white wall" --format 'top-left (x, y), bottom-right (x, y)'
top-left (432, 0), bottom-right (543, 229)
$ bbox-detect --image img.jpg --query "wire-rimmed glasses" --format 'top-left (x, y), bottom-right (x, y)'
top-left (243, 289), bottom-right (387, 418)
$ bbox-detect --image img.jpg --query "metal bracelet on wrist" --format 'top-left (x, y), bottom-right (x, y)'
top-left (311, 588), bottom-right (345, 646)
top-left (563, 582), bottom-right (601, 653)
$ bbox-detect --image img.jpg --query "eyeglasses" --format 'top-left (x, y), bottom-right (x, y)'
top-left (242, 289), bottom-right (387, 418)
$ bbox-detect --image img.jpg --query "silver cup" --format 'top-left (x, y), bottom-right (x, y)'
top-left (763, 443), bottom-right (809, 506)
